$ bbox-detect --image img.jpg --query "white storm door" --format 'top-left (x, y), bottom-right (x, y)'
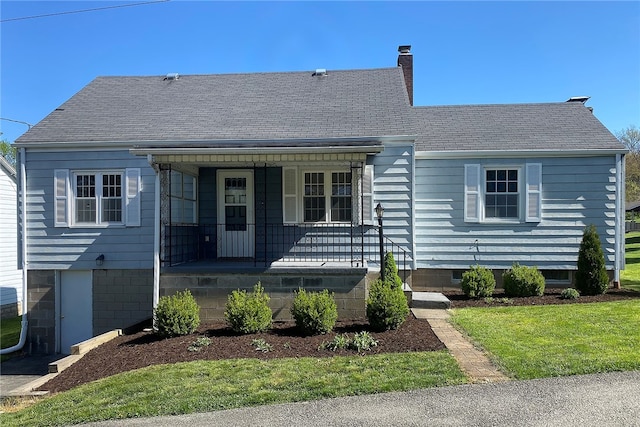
top-left (60, 270), bottom-right (93, 354)
top-left (217, 170), bottom-right (255, 258)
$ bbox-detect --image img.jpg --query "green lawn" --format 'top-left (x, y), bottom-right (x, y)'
top-left (1, 316), bottom-right (23, 362)
top-left (0, 351), bottom-right (466, 427)
top-left (621, 231), bottom-right (640, 292)
top-left (451, 300), bottom-right (640, 379)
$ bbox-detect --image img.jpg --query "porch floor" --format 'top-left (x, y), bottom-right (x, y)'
top-left (162, 259), bottom-right (373, 275)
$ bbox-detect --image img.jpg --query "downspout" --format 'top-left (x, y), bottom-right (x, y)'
top-left (149, 155), bottom-right (160, 309)
top-left (614, 153), bottom-right (623, 287)
top-left (2, 148), bottom-right (28, 355)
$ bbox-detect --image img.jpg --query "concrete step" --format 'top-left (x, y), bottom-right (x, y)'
top-left (411, 292), bottom-right (451, 309)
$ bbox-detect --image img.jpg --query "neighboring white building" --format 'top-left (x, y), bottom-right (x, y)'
top-left (0, 155), bottom-right (22, 318)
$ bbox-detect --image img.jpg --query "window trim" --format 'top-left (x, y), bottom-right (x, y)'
top-left (464, 163), bottom-right (542, 225)
top-left (283, 166), bottom-right (355, 225)
top-left (54, 168), bottom-right (141, 228)
top-left (482, 166), bottom-right (522, 223)
top-left (71, 170), bottom-right (125, 226)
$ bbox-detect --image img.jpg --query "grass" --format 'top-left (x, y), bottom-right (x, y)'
top-left (451, 300), bottom-right (640, 380)
top-left (621, 231), bottom-right (640, 292)
top-left (0, 351), bottom-right (466, 427)
top-left (1, 316), bottom-right (23, 362)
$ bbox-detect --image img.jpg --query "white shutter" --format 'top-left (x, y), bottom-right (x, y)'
top-left (282, 167), bottom-right (298, 223)
top-left (464, 164), bottom-right (481, 223)
top-left (54, 169), bottom-right (69, 227)
top-left (362, 164), bottom-right (374, 225)
top-left (525, 163), bottom-right (542, 223)
top-left (125, 168), bottom-right (141, 227)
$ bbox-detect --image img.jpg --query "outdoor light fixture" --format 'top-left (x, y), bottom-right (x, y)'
top-left (95, 254), bottom-right (105, 267)
top-left (375, 203), bottom-right (385, 281)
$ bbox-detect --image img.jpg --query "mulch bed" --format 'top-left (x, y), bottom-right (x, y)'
top-left (38, 287), bottom-right (640, 394)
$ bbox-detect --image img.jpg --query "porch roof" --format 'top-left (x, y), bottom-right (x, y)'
top-left (131, 137), bottom-right (385, 164)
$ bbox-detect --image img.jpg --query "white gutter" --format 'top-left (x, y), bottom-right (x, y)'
top-left (1, 148), bottom-right (28, 355)
top-left (415, 148), bottom-right (629, 159)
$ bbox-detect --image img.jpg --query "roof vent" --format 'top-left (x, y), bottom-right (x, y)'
top-left (312, 69), bottom-right (327, 77)
top-left (566, 96), bottom-right (590, 103)
top-left (164, 73), bottom-right (179, 80)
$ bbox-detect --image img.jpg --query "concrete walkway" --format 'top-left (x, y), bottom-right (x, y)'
top-left (412, 308), bottom-right (510, 383)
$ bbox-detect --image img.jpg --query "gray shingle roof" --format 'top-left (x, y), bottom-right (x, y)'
top-left (413, 102), bottom-right (624, 152)
top-left (16, 68), bottom-right (413, 144)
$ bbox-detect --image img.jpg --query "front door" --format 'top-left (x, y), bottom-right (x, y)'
top-left (217, 170), bottom-right (254, 257)
top-left (60, 270), bottom-right (93, 354)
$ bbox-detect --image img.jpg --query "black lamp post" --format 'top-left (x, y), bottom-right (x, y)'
top-left (375, 203), bottom-right (385, 281)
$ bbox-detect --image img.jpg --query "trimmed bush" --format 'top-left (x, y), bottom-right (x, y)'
top-left (560, 288), bottom-right (580, 300)
top-left (291, 288), bottom-right (338, 335)
top-left (225, 282), bottom-right (272, 334)
top-left (575, 224), bottom-right (609, 295)
top-left (503, 264), bottom-right (545, 297)
top-left (460, 265), bottom-right (496, 298)
top-left (383, 252), bottom-right (403, 289)
top-left (366, 278), bottom-right (410, 331)
top-left (154, 290), bottom-right (200, 338)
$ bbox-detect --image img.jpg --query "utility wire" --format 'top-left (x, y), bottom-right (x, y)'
top-left (1, 0), bottom-right (170, 23)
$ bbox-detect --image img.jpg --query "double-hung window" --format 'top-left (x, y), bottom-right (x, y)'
top-left (54, 168), bottom-right (141, 227)
top-left (464, 163), bottom-right (541, 223)
top-left (303, 171), bottom-right (352, 223)
top-left (74, 172), bottom-right (123, 225)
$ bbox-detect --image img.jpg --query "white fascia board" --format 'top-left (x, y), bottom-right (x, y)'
top-left (130, 145), bottom-right (385, 156)
top-left (415, 148), bottom-right (628, 159)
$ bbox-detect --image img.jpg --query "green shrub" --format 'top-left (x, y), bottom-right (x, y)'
top-left (575, 224), bottom-right (609, 295)
top-left (224, 282), bottom-right (272, 334)
top-left (460, 265), bottom-right (496, 298)
top-left (366, 278), bottom-right (410, 331)
top-left (291, 288), bottom-right (338, 335)
top-left (154, 290), bottom-right (200, 338)
top-left (503, 264), bottom-right (545, 297)
top-left (383, 252), bottom-right (403, 289)
top-left (560, 288), bottom-right (580, 300)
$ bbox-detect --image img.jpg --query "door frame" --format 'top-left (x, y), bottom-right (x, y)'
top-left (216, 169), bottom-right (255, 258)
top-left (57, 270), bottom-right (93, 355)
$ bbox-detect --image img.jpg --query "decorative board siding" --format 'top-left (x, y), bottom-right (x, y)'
top-left (0, 162), bottom-right (22, 308)
top-left (371, 143), bottom-right (414, 267)
top-left (24, 150), bottom-right (155, 270)
top-left (414, 156), bottom-right (619, 270)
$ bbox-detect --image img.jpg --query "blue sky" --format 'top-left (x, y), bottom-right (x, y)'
top-left (1, 1), bottom-right (639, 144)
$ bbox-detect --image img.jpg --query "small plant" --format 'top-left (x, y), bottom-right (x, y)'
top-left (251, 338), bottom-right (272, 353)
top-left (225, 282), bottom-right (272, 334)
top-left (503, 264), bottom-right (545, 297)
top-left (560, 288), bottom-right (580, 300)
top-left (366, 278), bottom-right (410, 331)
top-left (575, 224), bottom-right (609, 295)
top-left (483, 297), bottom-right (513, 305)
top-left (187, 336), bottom-right (212, 352)
top-left (350, 331), bottom-right (378, 353)
top-left (321, 333), bottom-right (351, 351)
top-left (461, 265), bottom-right (496, 298)
top-left (154, 290), bottom-right (201, 338)
top-left (291, 288), bottom-right (338, 335)
top-left (283, 342), bottom-right (291, 350)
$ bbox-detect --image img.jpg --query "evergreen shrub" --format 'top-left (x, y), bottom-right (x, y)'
top-left (460, 265), bottom-right (496, 298)
top-left (225, 282), bottom-right (272, 334)
top-left (503, 264), bottom-right (545, 297)
top-left (154, 289), bottom-right (200, 338)
top-left (291, 288), bottom-right (338, 335)
top-left (575, 224), bottom-right (609, 295)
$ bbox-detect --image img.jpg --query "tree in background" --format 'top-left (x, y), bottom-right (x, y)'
top-left (0, 140), bottom-right (16, 167)
top-left (618, 125), bottom-right (640, 202)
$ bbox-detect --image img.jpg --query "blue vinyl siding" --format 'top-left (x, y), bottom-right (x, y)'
top-left (24, 150), bottom-right (155, 270)
top-left (414, 156), bottom-right (619, 270)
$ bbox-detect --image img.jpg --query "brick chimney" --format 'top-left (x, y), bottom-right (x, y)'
top-left (397, 45), bottom-right (413, 105)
